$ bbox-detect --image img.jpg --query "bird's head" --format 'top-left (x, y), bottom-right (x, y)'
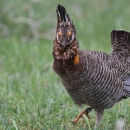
top-left (56, 4), bottom-right (76, 48)
top-left (53, 5), bottom-right (79, 62)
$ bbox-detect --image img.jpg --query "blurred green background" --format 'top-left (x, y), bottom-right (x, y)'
top-left (0, 0), bottom-right (130, 129)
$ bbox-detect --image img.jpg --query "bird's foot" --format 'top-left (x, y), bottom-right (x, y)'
top-left (72, 107), bottom-right (92, 123)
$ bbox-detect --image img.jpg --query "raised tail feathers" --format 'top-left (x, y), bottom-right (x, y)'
top-left (111, 30), bottom-right (130, 45)
top-left (111, 30), bottom-right (130, 55)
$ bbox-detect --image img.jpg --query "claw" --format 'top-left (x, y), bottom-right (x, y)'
top-left (72, 108), bottom-right (92, 123)
top-left (73, 117), bottom-right (79, 123)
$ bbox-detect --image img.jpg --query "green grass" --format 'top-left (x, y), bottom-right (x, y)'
top-left (0, 39), bottom-right (130, 130)
top-left (0, 0), bottom-right (130, 130)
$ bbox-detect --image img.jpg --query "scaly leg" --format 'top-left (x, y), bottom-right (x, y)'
top-left (94, 109), bottom-right (104, 130)
top-left (73, 108), bottom-right (92, 123)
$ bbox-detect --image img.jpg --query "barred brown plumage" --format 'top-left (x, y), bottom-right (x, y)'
top-left (52, 4), bottom-right (130, 129)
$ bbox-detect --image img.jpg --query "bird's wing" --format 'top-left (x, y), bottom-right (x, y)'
top-left (123, 74), bottom-right (130, 96)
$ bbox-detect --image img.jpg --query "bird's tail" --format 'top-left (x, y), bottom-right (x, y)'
top-left (111, 30), bottom-right (130, 97)
top-left (111, 30), bottom-right (130, 56)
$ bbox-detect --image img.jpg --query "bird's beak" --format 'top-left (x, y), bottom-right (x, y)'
top-left (61, 41), bottom-right (68, 47)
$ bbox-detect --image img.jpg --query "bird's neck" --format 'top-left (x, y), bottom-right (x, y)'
top-left (53, 38), bottom-right (79, 65)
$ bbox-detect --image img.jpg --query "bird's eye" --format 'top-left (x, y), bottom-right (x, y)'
top-left (69, 34), bottom-right (72, 37)
top-left (68, 34), bottom-right (72, 40)
top-left (58, 31), bottom-right (62, 39)
top-left (58, 35), bottom-right (62, 39)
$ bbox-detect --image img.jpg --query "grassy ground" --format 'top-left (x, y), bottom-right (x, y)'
top-left (0, 0), bottom-right (130, 130)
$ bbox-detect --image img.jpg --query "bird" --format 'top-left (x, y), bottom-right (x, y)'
top-left (52, 4), bottom-right (130, 129)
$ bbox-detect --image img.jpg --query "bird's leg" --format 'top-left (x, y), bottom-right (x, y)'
top-left (94, 109), bottom-right (104, 130)
top-left (73, 107), bottom-right (92, 123)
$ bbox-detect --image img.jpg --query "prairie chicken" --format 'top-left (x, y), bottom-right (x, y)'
top-left (52, 4), bottom-right (130, 129)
